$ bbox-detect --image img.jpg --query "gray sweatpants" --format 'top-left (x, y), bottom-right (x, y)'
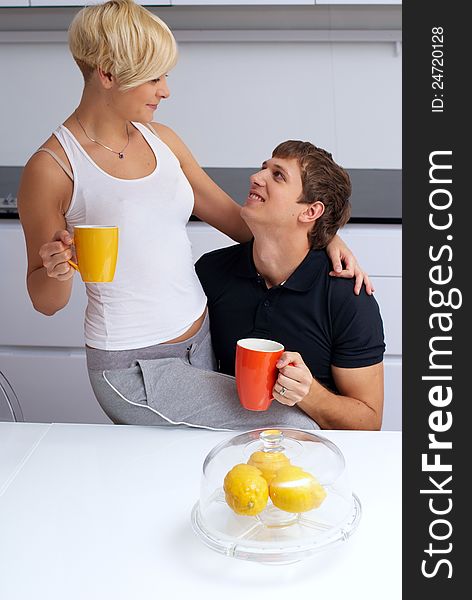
top-left (87, 313), bottom-right (318, 431)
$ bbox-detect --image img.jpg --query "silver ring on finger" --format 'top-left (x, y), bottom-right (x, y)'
top-left (279, 386), bottom-right (287, 397)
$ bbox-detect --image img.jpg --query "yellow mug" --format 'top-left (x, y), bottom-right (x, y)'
top-left (68, 225), bottom-right (118, 283)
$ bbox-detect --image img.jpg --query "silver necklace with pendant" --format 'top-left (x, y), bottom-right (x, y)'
top-left (75, 113), bottom-right (130, 159)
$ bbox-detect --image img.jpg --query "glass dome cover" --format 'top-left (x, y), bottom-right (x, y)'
top-left (191, 428), bottom-right (361, 564)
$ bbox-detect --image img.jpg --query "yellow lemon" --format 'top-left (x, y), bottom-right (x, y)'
top-left (224, 464), bottom-right (269, 516)
top-left (247, 451), bottom-right (291, 484)
top-left (269, 466), bottom-right (327, 513)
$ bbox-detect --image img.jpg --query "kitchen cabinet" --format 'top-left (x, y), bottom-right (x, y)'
top-left (0, 1), bottom-right (29, 6)
top-left (26, 1), bottom-right (311, 6)
top-left (29, 1), bottom-right (171, 7)
top-left (2, 0), bottom-right (401, 6)
top-left (0, 352), bottom-right (111, 423)
top-left (0, 220), bottom-right (402, 429)
top-left (316, 1), bottom-right (401, 4)
top-left (171, 1), bottom-right (314, 6)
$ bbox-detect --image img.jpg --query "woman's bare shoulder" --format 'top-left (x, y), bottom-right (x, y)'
top-left (151, 121), bottom-right (178, 142)
top-left (20, 133), bottom-right (73, 217)
top-left (27, 133), bottom-right (68, 164)
top-left (24, 133), bottom-right (71, 181)
top-left (151, 121), bottom-right (172, 134)
top-left (150, 122), bottom-right (191, 162)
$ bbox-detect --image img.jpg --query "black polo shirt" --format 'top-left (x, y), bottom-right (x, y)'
top-left (195, 241), bottom-right (385, 392)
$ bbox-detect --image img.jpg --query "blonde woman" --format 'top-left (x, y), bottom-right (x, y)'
top-left (18, 0), bottom-right (371, 427)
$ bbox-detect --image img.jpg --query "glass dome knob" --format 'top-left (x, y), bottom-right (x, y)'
top-left (260, 429), bottom-right (284, 452)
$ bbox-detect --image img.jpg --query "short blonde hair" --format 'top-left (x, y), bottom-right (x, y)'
top-left (68, 0), bottom-right (178, 90)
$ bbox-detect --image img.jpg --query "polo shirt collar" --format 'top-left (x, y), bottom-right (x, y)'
top-left (235, 240), bottom-right (326, 292)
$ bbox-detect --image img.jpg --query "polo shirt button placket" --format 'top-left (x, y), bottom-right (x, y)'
top-left (253, 293), bottom-right (272, 337)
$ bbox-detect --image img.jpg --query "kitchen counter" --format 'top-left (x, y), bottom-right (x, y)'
top-left (0, 165), bottom-right (401, 223)
top-left (0, 423), bottom-right (401, 600)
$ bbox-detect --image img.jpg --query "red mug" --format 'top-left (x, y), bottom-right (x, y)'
top-left (235, 338), bottom-right (285, 411)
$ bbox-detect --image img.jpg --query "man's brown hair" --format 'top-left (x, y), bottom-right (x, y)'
top-left (272, 140), bottom-right (352, 249)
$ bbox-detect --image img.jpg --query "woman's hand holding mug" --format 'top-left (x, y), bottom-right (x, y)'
top-left (39, 226), bottom-right (119, 283)
top-left (39, 230), bottom-right (75, 281)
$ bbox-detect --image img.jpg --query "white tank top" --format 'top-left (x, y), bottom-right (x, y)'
top-left (53, 122), bottom-right (207, 351)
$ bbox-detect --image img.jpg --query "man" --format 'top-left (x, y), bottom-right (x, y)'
top-left (102, 140), bottom-right (384, 431)
top-left (195, 141), bottom-right (385, 430)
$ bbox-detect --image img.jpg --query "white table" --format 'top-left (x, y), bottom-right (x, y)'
top-left (0, 423), bottom-right (401, 600)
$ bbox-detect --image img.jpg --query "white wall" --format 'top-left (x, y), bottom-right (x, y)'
top-left (0, 39), bottom-right (401, 168)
